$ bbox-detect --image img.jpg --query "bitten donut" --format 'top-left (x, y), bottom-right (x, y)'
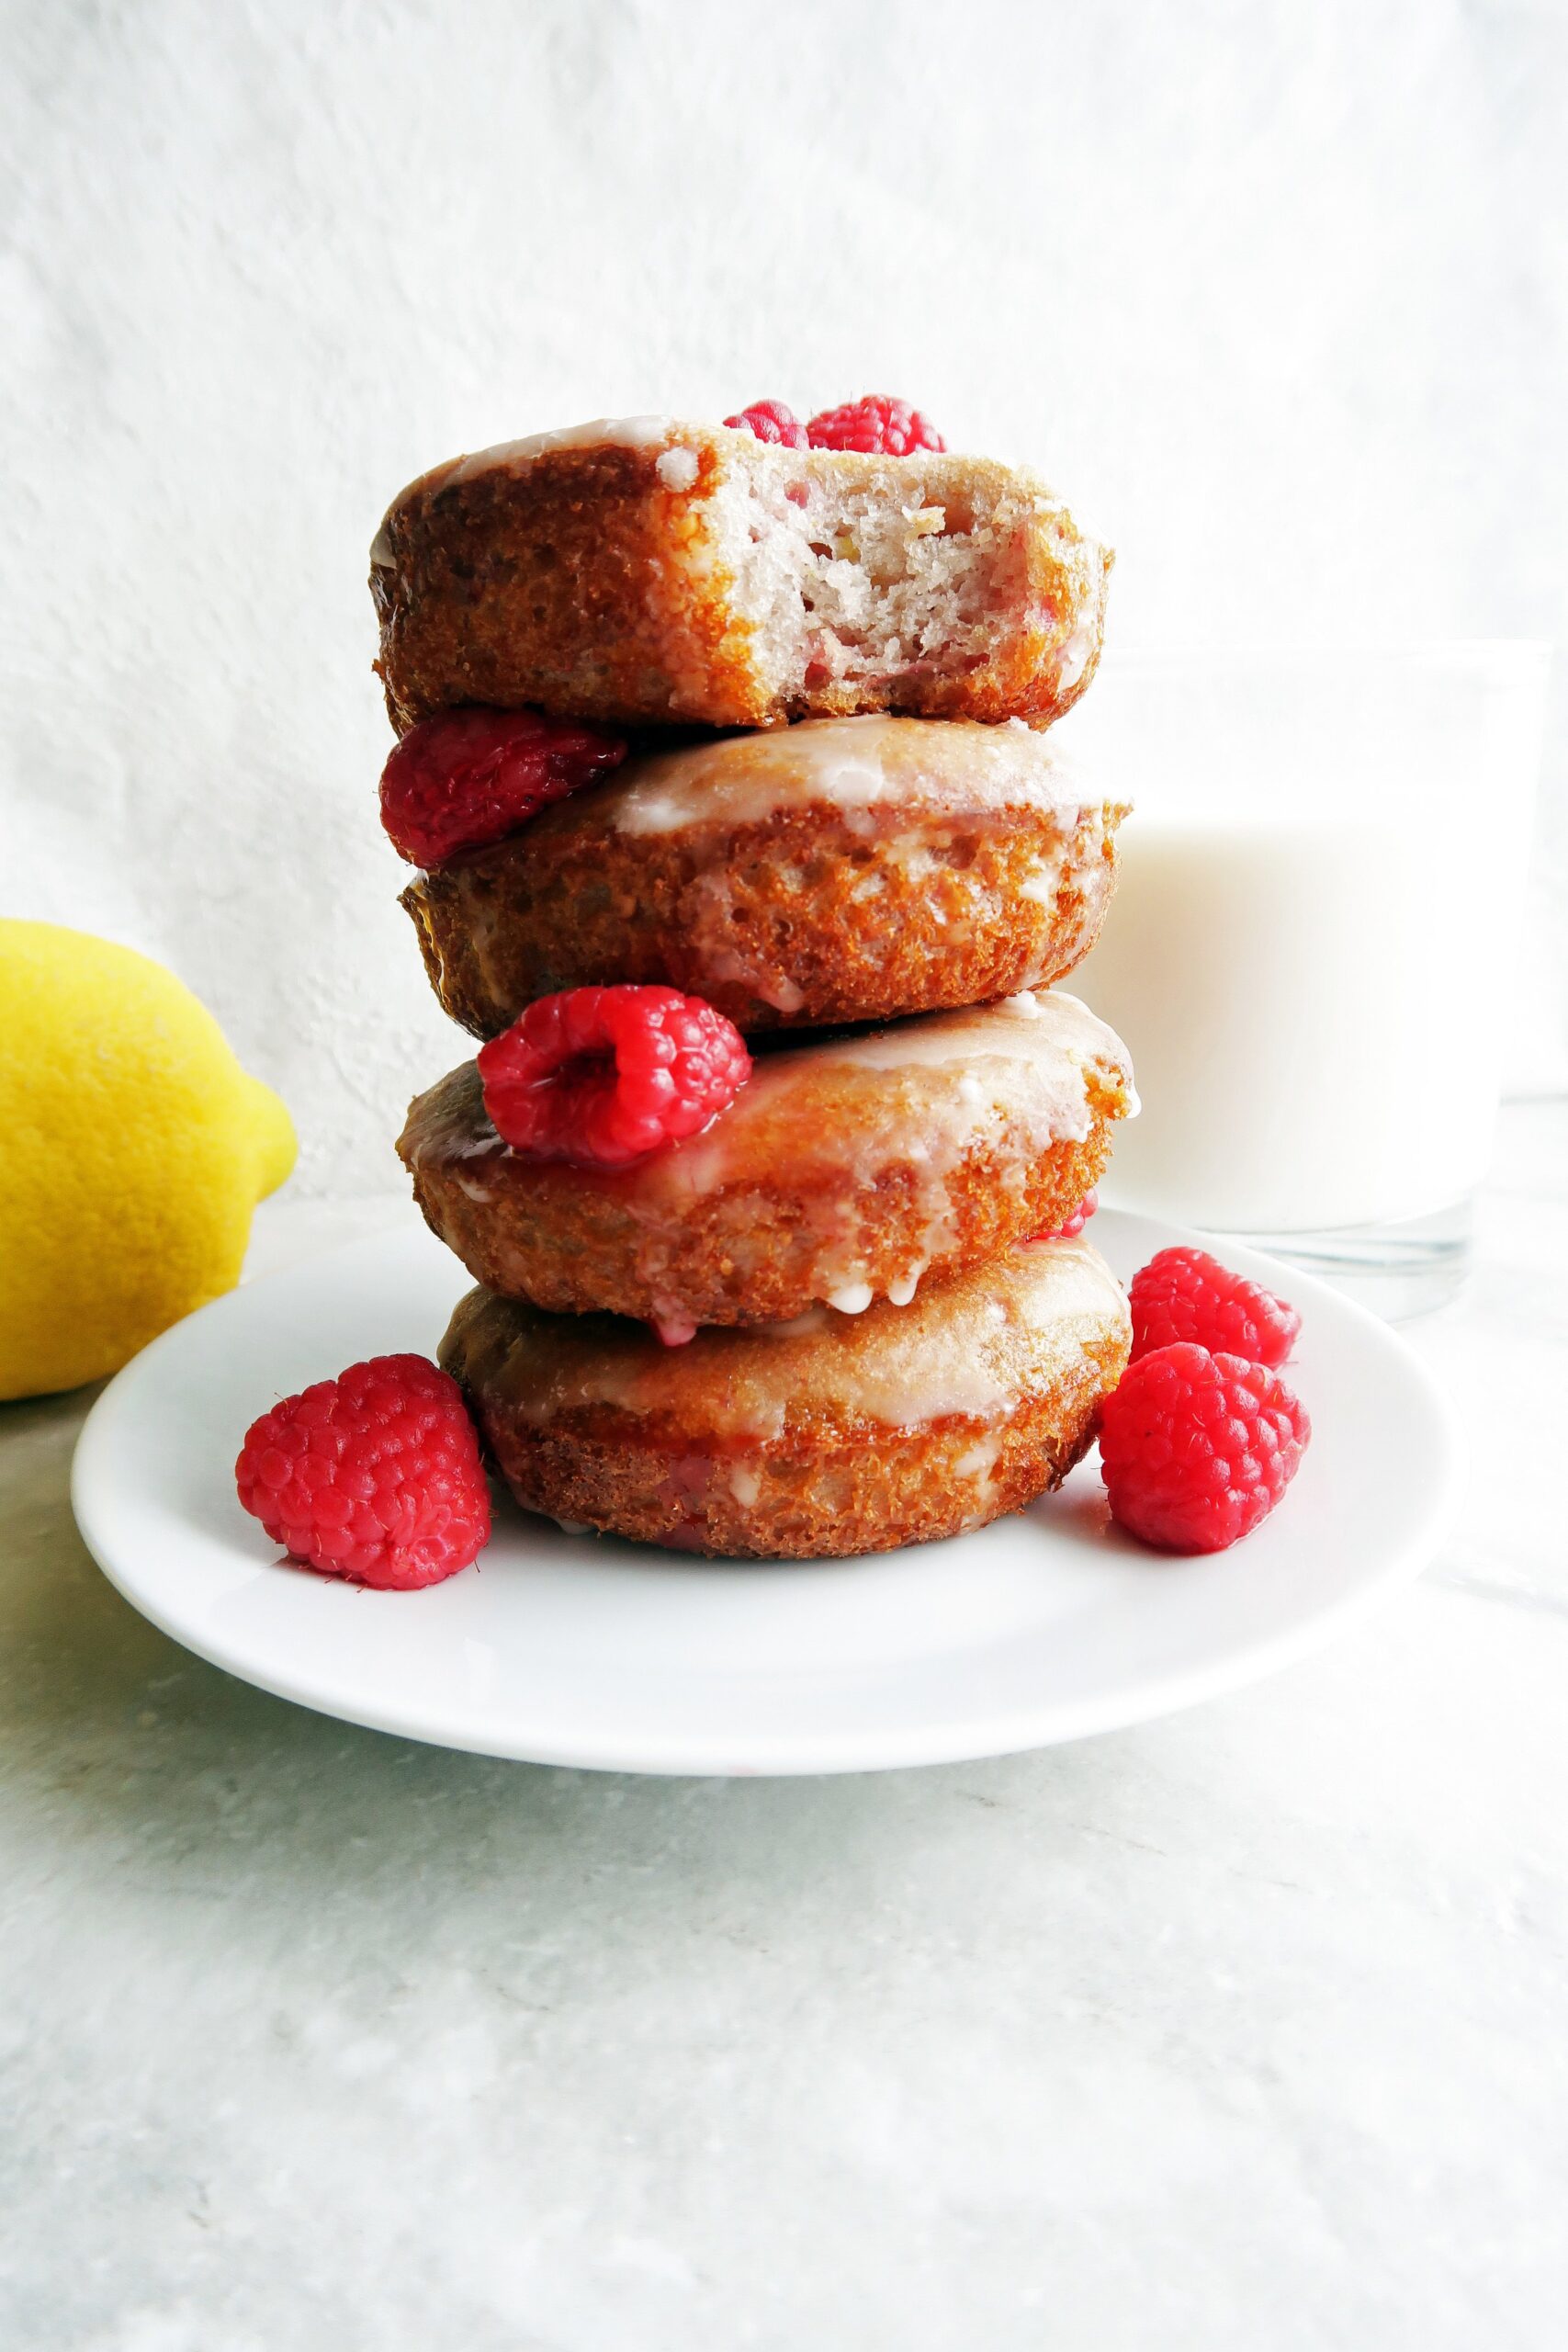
top-left (403, 716), bottom-right (1127, 1038)
top-left (399, 991), bottom-right (1135, 1337)
top-left (440, 1235), bottom-right (1133, 1559)
top-left (371, 418), bottom-right (1110, 732)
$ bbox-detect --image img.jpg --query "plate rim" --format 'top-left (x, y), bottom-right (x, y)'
top-left (70, 1215), bottom-right (1466, 1777)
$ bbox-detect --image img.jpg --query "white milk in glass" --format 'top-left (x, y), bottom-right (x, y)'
top-left (1056, 649), bottom-right (1547, 1238)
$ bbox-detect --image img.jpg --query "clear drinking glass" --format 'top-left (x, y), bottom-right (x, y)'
top-left (1060, 643), bottom-right (1551, 1317)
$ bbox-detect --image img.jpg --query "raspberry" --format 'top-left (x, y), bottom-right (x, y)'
top-left (379, 705), bottom-right (626, 867)
top-left (724, 400), bottom-right (807, 447)
top-left (235, 1354), bottom-right (491, 1589)
top-left (477, 985), bottom-right (751, 1170)
top-left (652, 1310), bottom-right (698, 1349)
top-left (1099, 1343), bottom-right (1310, 1554)
top-left (806, 395), bottom-right (946, 455)
top-left (1029, 1188), bottom-right (1099, 1243)
top-left (1129, 1246), bottom-right (1301, 1369)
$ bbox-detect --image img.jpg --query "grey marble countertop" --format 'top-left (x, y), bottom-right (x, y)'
top-left (3, 1102), bottom-right (1565, 2351)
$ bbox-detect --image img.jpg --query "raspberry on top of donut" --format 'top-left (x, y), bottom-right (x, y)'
top-left (725, 394), bottom-right (946, 457)
top-left (476, 985), bottom-right (752, 1170)
top-left (807, 396), bottom-right (946, 455)
top-left (379, 705), bottom-right (626, 867)
top-left (723, 400), bottom-right (808, 447)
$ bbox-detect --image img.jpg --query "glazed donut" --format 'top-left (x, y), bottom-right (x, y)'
top-left (371, 418), bottom-right (1110, 733)
top-left (399, 991), bottom-right (1135, 1336)
top-left (439, 1235), bottom-right (1132, 1559)
top-left (403, 716), bottom-right (1126, 1038)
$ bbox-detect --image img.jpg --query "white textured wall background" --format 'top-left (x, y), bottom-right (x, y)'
top-left (4, 0), bottom-right (1565, 1193)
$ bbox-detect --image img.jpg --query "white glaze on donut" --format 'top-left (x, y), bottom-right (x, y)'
top-left (371, 417), bottom-right (679, 565)
top-left (609, 714), bottom-right (1090, 838)
top-left (476, 1235), bottom-right (1128, 1443)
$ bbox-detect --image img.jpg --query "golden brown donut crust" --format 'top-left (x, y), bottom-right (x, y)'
top-left (398, 995), bottom-right (1134, 1330)
top-left (401, 716), bottom-right (1126, 1038)
top-left (440, 1238), bottom-right (1133, 1558)
top-left (371, 423), bottom-right (1110, 732)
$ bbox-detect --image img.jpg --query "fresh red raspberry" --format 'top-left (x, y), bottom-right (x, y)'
top-left (724, 400), bottom-right (808, 447)
top-left (235, 1354), bottom-right (491, 1589)
top-left (379, 705), bottom-right (626, 867)
top-left (1028, 1188), bottom-right (1099, 1244)
top-left (477, 985), bottom-right (751, 1170)
top-left (806, 396), bottom-right (946, 455)
top-left (1099, 1343), bottom-right (1310, 1554)
top-left (1129, 1246), bottom-right (1301, 1369)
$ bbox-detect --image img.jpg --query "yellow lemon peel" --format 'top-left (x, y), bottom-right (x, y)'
top-left (0, 921), bottom-right (296, 1398)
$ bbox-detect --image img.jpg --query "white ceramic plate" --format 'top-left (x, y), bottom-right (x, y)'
top-left (72, 1214), bottom-right (1461, 1776)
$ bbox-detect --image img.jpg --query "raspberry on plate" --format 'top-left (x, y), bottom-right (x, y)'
top-left (379, 705), bottom-right (626, 868)
top-left (806, 395), bottom-right (946, 455)
top-left (235, 1353), bottom-right (491, 1589)
top-left (477, 984), bottom-right (752, 1170)
top-left (1098, 1342), bottom-right (1311, 1554)
top-left (724, 401), bottom-right (808, 447)
top-left (1027, 1188), bottom-right (1098, 1244)
top-left (1129, 1245), bottom-right (1301, 1369)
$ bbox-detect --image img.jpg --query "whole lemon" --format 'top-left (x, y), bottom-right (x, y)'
top-left (0, 921), bottom-right (297, 1399)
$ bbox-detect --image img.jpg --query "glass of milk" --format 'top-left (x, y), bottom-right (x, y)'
top-left (1059, 644), bottom-right (1550, 1316)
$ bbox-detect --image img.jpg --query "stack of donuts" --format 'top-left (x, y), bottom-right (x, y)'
top-left (373, 401), bottom-right (1138, 1557)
